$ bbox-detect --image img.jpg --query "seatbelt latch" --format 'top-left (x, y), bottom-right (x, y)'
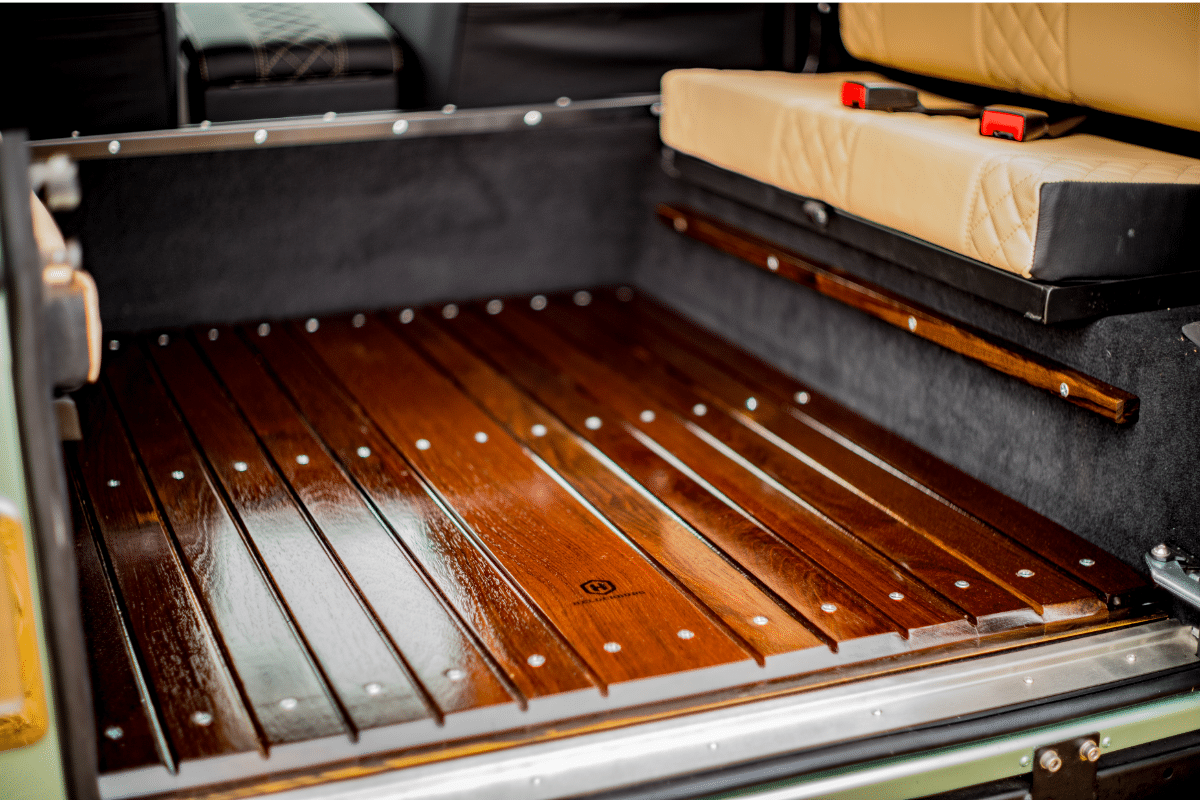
top-left (981, 105), bottom-right (1086, 142)
top-left (841, 81), bottom-right (919, 112)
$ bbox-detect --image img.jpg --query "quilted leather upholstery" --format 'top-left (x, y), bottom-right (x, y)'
top-left (660, 69), bottom-right (1200, 279)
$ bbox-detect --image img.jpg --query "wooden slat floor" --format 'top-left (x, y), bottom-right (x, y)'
top-left (67, 287), bottom-right (1151, 794)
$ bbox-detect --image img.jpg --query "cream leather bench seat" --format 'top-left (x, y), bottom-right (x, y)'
top-left (660, 69), bottom-right (1200, 281)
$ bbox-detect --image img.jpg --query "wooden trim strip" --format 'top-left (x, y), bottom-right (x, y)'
top-left (657, 204), bottom-right (1140, 425)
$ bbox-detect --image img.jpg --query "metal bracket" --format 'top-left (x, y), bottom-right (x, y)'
top-left (1145, 544), bottom-right (1200, 611)
top-left (1031, 733), bottom-right (1100, 800)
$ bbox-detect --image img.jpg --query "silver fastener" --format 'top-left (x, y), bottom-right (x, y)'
top-left (1023, 676), bottom-right (1034, 685)
top-left (258, 323), bottom-right (270, 337)
top-left (1017, 569), bottom-right (1035, 578)
top-left (108, 479), bottom-right (120, 487)
top-left (673, 216), bottom-right (688, 232)
top-left (531, 424), bottom-right (547, 437)
top-left (357, 446), bottom-right (371, 458)
top-left (323, 112), bottom-right (337, 122)
top-left (445, 668), bottom-right (466, 681)
top-left (907, 316), bottom-right (917, 332)
top-left (1039, 749), bottom-right (1062, 773)
top-left (752, 615), bottom-right (769, 626)
top-left (585, 416), bottom-right (602, 430)
top-left (604, 642), bottom-right (622, 653)
top-left (677, 629), bottom-right (694, 640)
top-left (955, 580), bottom-right (970, 589)
top-left (692, 403), bottom-right (707, 416)
top-left (392, 119), bottom-right (409, 135)
top-left (158, 333), bottom-right (169, 346)
top-left (108, 140), bottom-right (121, 155)
top-left (199, 120), bottom-right (211, 130)
top-left (524, 110), bottom-right (543, 126)
top-left (400, 309), bottom-right (415, 324)
top-left (795, 391), bottom-right (810, 404)
top-left (1151, 543), bottom-right (1172, 561)
top-left (820, 603), bottom-right (837, 613)
top-left (1079, 740), bottom-right (1101, 763)
top-left (104, 725), bottom-right (124, 740)
top-left (1101, 736), bottom-right (1112, 748)
top-left (574, 290), bottom-right (592, 306)
top-left (208, 328), bottom-right (218, 341)
top-left (442, 104), bottom-right (457, 114)
top-left (171, 470), bottom-right (184, 480)
top-left (442, 304), bottom-right (458, 320)
top-left (234, 461), bottom-right (248, 472)
top-left (650, 102), bottom-right (664, 116)
top-left (527, 654), bottom-right (546, 667)
top-left (767, 255), bottom-right (779, 271)
top-left (279, 697), bottom-right (298, 710)
top-left (487, 299), bottom-right (503, 315)
top-left (109, 339), bottom-right (120, 351)
top-left (305, 318), bottom-right (319, 332)
top-left (416, 439), bottom-right (431, 450)
top-left (530, 294), bottom-right (548, 310)
top-left (254, 129), bottom-right (268, 145)
top-left (191, 711), bottom-right (213, 726)
top-left (296, 454), bottom-right (310, 465)
top-left (640, 410), bottom-right (656, 423)
top-left (1060, 382), bottom-right (1070, 398)
top-left (1125, 653), bottom-right (1137, 663)
top-left (1019, 755), bottom-right (1031, 768)
top-left (556, 97), bottom-right (571, 107)
top-left (889, 592), bottom-right (904, 601)
top-left (745, 397), bottom-right (758, 410)
top-left (871, 709), bottom-right (882, 716)
top-left (353, 313), bottom-right (367, 327)
top-left (616, 286), bottom-right (634, 301)
top-left (1079, 558), bottom-right (1095, 566)
top-left (474, 432), bottom-right (488, 443)
top-left (364, 682), bottom-right (383, 695)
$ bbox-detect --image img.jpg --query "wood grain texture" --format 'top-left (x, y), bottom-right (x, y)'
top-left (605, 290), bottom-right (1146, 607)
top-left (147, 335), bottom-right (432, 734)
top-left (657, 204), bottom-right (1139, 425)
top-left (298, 315), bottom-right (757, 689)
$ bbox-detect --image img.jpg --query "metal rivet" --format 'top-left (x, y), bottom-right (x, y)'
top-left (889, 592), bottom-right (904, 600)
top-left (1017, 569), bottom-right (1035, 578)
top-left (1040, 749), bottom-right (1062, 773)
top-left (158, 334), bottom-right (170, 346)
top-left (585, 416), bottom-right (602, 430)
top-left (745, 397), bottom-right (758, 411)
top-left (257, 323), bottom-right (270, 337)
top-left (108, 140), bottom-right (121, 155)
top-left (305, 318), bottom-right (319, 332)
top-left (907, 316), bottom-right (917, 332)
top-left (357, 446), bottom-right (371, 458)
top-left (353, 313), bottom-right (366, 328)
top-left (296, 454), bottom-right (310, 465)
top-left (233, 461), bottom-right (248, 472)
top-left (556, 96), bottom-right (572, 108)
top-left (208, 328), bottom-right (218, 341)
top-left (795, 391), bottom-right (810, 405)
top-left (1059, 382), bottom-right (1070, 398)
top-left (1101, 736), bottom-right (1112, 748)
top-left (191, 711), bottom-right (213, 726)
top-left (200, 120), bottom-right (211, 130)
top-left (364, 682), bottom-right (384, 695)
top-left (108, 339), bottom-right (120, 351)
top-left (692, 403), bottom-right (707, 416)
top-left (767, 255), bottom-right (779, 271)
top-left (323, 111), bottom-right (337, 122)
top-left (1080, 740), bottom-right (1101, 762)
top-left (677, 629), bottom-right (694, 640)
top-left (524, 110), bottom-right (543, 126)
top-left (955, 580), bottom-right (970, 589)
top-left (171, 470), bottom-right (184, 480)
top-left (871, 709), bottom-right (883, 716)
top-left (392, 119), bottom-right (409, 135)
top-left (486, 299), bottom-right (503, 315)
top-left (530, 294), bottom-right (548, 310)
top-left (574, 290), bottom-right (592, 306)
top-left (752, 615), bottom-right (769, 626)
top-left (416, 439), bottom-right (431, 450)
top-left (445, 668), bottom-right (466, 681)
top-left (1079, 558), bottom-right (1095, 566)
top-left (104, 725), bottom-right (124, 740)
top-left (442, 304), bottom-right (458, 320)
top-left (279, 697), bottom-right (298, 710)
top-left (71, 131), bottom-right (79, 137)
top-left (1024, 676), bottom-right (1034, 685)
top-left (527, 654), bottom-right (546, 667)
top-left (474, 432), bottom-right (488, 443)
top-left (107, 479), bottom-right (120, 488)
top-left (1151, 543), bottom-right (1171, 561)
top-left (1125, 653), bottom-right (1137, 663)
top-left (616, 286), bottom-right (634, 301)
top-left (1020, 755), bottom-right (1031, 767)
top-left (673, 216), bottom-right (688, 232)
top-left (640, 410), bottom-right (656, 423)
top-left (400, 308), bottom-right (415, 324)
top-left (604, 642), bottom-right (622, 653)
top-left (820, 603), bottom-right (837, 613)
top-left (442, 104), bottom-right (456, 114)
top-left (254, 129), bottom-right (268, 145)
top-left (531, 424), bottom-right (547, 437)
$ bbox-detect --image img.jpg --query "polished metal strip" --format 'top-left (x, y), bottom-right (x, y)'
top-left (29, 96), bottom-right (661, 162)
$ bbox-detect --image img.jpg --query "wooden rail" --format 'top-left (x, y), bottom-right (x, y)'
top-left (657, 204), bottom-right (1139, 425)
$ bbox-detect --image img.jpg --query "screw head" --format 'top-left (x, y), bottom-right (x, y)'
top-left (108, 140), bottom-right (121, 154)
top-left (677, 629), bottom-right (694, 640)
top-left (171, 470), bottom-right (184, 480)
top-left (357, 446), bottom-right (371, 458)
top-left (305, 317), bottom-right (319, 332)
top-left (752, 615), bottom-right (769, 626)
top-left (1151, 543), bottom-right (1172, 561)
top-left (1125, 653), bottom-right (1137, 664)
top-left (531, 424), bottom-right (547, 437)
top-left (692, 403), bottom-right (707, 416)
top-left (296, 454), bottom-right (310, 465)
top-left (673, 216), bottom-right (688, 232)
top-left (745, 397), bottom-right (758, 410)
top-left (400, 309), bottom-right (415, 324)
top-left (233, 461), bottom-right (248, 472)
top-left (392, 119), bottom-right (409, 135)
top-left (158, 333), bottom-right (170, 346)
top-left (1023, 676), bottom-right (1034, 685)
top-left (279, 697), bottom-right (298, 710)
top-left (871, 708), bottom-right (882, 716)
top-left (604, 641), bottom-right (622, 653)
top-left (955, 580), bottom-right (971, 589)
top-left (1079, 740), bottom-right (1101, 762)
top-left (323, 112), bottom-right (337, 122)
top-left (524, 110), bottom-right (543, 126)
top-left (352, 313), bottom-right (367, 327)
top-left (530, 294), bottom-right (548, 310)
top-left (1079, 558), bottom-right (1095, 567)
top-left (556, 97), bottom-right (571, 108)
top-left (889, 592), bottom-right (904, 601)
top-left (474, 432), bottom-right (488, 444)
top-left (416, 439), bottom-right (431, 450)
top-left (640, 410), bottom-right (656, 423)
top-left (364, 682), bottom-right (384, 695)
top-left (795, 391), bottom-right (810, 405)
top-left (441, 305), bottom-right (457, 320)
top-left (442, 104), bottom-right (456, 114)
top-left (487, 299), bottom-right (503, 315)
top-left (253, 129), bottom-right (268, 144)
top-left (1017, 569), bottom-right (1035, 578)
top-left (1059, 382), bottom-right (1070, 398)
top-left (1039, 749), bottom-right (1062, 773)
top-left (573, 290), bottom-right (592, 306)
top-left (445, 668), bottom-right (466, 681)
top-left (767, 255), bottom-right (779, 271)
top-left (527, 654), bottom-right (546, 667)
top-left (105, 725), bottom-right (124, 740)
top-left (1019, 755), bottom-right (1031, 768)
top-left (191, 711), bottom-right (213, 726)
top-left (820, 603), bottom-right (837, 613)
top-left (907, 316), bottom-right (917, 332)
top-left (109, 339), bottom-right (120, 351)
top-left (1101, 736), bottom-right (1112, 748)
top-left (257, 323), bottom-right (270, 337)
top-left (107, 479), bottom-right (120, 488)
top-left (585, 416), bottom-right (602, 430)
top-left (208, 328), bottom-right (218, 341)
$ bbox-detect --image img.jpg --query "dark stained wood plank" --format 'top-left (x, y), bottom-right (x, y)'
top-left (297, 315), bottom-right (759, 693)
top-left (103, 342), bottom-right (349, 746)
top-left (72, 383), bottom-right (262, 761)
top-left (201, 326), bottom-right (516, 719)
top-left (146, 335), bottom-right (433, 733)
top-left (657, 204), bottom-right (1139, 425)
top-left (398, 310), bottom-right (830, 666)
top-left (67, 460), bottom-right (164, 774)
top-left (537, 299), bottom-right (1106, 630)
top-left (473, 303), bottom-right (972, 648)
top-left (254, 324), bottom-right (599, 704)
top-left (603, 290), bottom-right (1146, 608)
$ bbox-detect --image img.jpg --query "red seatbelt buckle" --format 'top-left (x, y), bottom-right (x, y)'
top-left (979, 105), bottom-right (1050, 142)
top-left (840, 81), bottom-right (920, 112)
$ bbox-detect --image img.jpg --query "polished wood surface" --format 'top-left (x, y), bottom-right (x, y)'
top-left (70, 293), bottom-right (1147, 786)
top-left (657, 204), bottom-right (1140, 426)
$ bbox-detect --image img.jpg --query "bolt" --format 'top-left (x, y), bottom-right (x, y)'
top-left (1024, 676), bottom-right (1034, 685)
top-left (1019, 755), bottom-right (1031, 768)
top-left (445, 668), bottom-right (465, 681)
top-left (158, 334), bottom-right (169, 346)
top-left (442, 104), bottom-right (456, 114)
top-left (323, 112), bottom-right (337, 122)
top-left (908, 316), bottom-right (917, 332)
top-left (392, 119), bottom-right (409, 135)
top-left (107, 479), bottom-right (120, 488)
top-left (1079, 740), bottom-right (1101, 762)
top-left (1039, 749), bottom-right (1062, 773)
top-left (1101, 736), bottom-right (1112, 748)
top-left (1151, 544), bottom-right (1172, 561)
top-left (556, 97), bottom-right (571, 108)
top-left (1125, 653), bottom-right (1137, 664)
top-left (208, 328), bottom-right (218, 341)
top-left (673, 216), bottom-right (688, 232)
top-left (109, 340), bottom-right (120, 351)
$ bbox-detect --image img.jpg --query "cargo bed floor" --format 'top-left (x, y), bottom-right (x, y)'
top-left (66, 287), bottom-right (1152, 797)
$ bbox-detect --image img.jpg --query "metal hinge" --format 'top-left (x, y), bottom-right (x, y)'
top-left (1145, 543), bottom-right (1200, 611)
top-left (1031, 733), bottom-right (1101, 800)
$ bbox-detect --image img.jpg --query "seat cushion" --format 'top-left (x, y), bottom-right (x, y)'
top-left (660, 69), bottom-right (1200, 280)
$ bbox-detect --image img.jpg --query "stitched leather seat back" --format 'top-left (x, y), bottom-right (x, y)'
top-left (841, 3), bottom-right (1200, 132)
